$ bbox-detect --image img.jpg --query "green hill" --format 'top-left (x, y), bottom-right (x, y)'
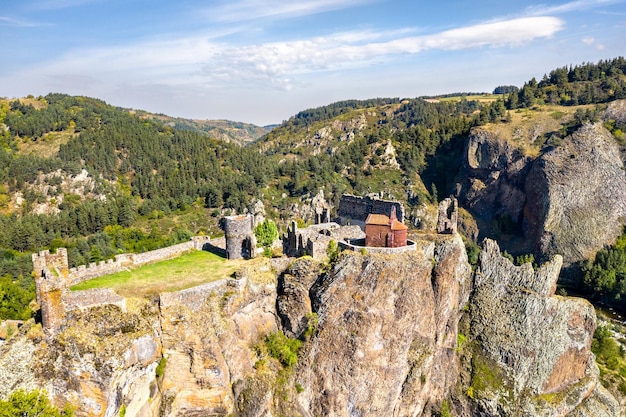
top-left (0, 57), bottom-right (625, 321)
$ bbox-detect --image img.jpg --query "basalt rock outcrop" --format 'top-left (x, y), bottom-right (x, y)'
top-left (456, 115), bottom-right (626, 267)
top-left (298, 236), bottom-right (472, 416)
top-left (525, 122), bottom-right (626, 264)
top-left (470, 239), bottom-right (620, 416)
top-left (0, 237), bottom-right (621, 416)
top-left (0, 300), bottom-right (162, 417)
top-left (455, 127), bottom-right (531, 240)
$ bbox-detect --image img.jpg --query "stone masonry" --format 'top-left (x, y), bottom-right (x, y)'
top-left (337, 194), bottom-right (405, 229)
top-left (221, 214), bottom-right (257, 260)
top-left (283, 222), bottom-right (365, 259)
top-left (437, 196), bottom-right (458, 234)
top-left (32, 236), bottom-right (211, 334)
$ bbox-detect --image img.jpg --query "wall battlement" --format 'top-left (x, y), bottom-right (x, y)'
top-left (33, 236), bottom-right (212, 335)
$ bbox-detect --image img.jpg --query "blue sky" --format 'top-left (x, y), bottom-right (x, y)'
top-left (1, 0), bottom-right (625, 125)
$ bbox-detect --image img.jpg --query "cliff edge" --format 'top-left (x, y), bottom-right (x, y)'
top-left (0, 236), bottom-right (620, 416)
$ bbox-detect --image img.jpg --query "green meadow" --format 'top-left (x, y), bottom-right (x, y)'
top-left (70, 250), bottom-right (239, 297)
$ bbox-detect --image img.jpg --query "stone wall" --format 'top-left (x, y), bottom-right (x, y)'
top-left (65, 288), bottom-right (126, 312)
top-left (339, 238), bottom-right (418, 255)
top-left (283, 222), bottom-right (365, 259)
top-left (337, 194), bottom-right (405, 228)
top-left (68, 237), bottom-right (211, 286)
top-left (32, 236), bottom-right (211, 334)
top-left (160, 277), bottom-right (245, 312)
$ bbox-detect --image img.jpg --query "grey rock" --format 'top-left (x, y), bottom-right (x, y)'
top-left (470, 239), bottom-right (617, 416)
top-left (525, 123), bottom-right (626, 264)
top-left (276, 258), bottom-right (321, 338)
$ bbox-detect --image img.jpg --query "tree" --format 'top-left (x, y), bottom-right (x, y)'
top-left (254, 219), bottom-right (278, 251)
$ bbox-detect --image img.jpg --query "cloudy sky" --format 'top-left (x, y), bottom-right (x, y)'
top-left (1, 0), bottom-right (625, 125)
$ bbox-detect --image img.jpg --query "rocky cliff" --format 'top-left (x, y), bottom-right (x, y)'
top-left (470, 239), bottom-right (620, 416)
top-left (456, 106), bottom-right (626, 267)
top-left (0, 236), bottom-right (621, 416)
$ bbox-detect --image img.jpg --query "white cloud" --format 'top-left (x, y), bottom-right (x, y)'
top-left (582, 36), bottom-right (606, 49)
top-left (525, 0), bottom-right (625, 15)
top-left (209, 0), bottom-right (377, 22)
top-left (0, 15), bottom-right (41, 27)
top-left (0, 16), bottom-right (564, 105)
top-left (199, 17), bottom-right (564, 89)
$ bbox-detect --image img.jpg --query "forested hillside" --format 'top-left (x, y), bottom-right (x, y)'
top-left (136, 112), bottom-right (271, 146)
top-left (1, 57), bottom-right (626, 321)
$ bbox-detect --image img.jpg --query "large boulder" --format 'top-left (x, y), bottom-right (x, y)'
top-left (524, 123), bottom-right (626, 264)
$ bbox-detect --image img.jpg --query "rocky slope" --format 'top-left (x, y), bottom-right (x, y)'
top-left (0, 236), bottom-right (621, 416)
top-left (456, 104), bottom-right (626, 267)
top-left (470, 239), bottom-right (620, 416)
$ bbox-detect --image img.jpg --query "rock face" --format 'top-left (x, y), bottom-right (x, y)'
top-left (0, 238), bottom-right (621, 416)
top-left (470, 239), bottom-right (620, 416)
top-left (525, 123), bottom-right (626, 264)
top-left (299, 236), bottom-right (471, 417)
top-left (456, 118), bottom-right (626, 266)
top-left (455, 128), bottom-right (531, 245)
top-left (0, 301), bottom-right (163, 417)
top-left (277, 258), bottom-right (321, 338)
top-left (158, 272), bottom-right (277, 417)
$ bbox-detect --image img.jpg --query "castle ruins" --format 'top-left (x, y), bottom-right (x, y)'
top-left (337, 193), bottom-right (405, 229)
top-left (32, 236), bottom-right (211, 335)
top-left (32, 193), bottom-right (459, 335)
top-left (437, 196), bottom-right (458, 234)
top-left (221, 214), bottom-right (257, 260)
top-left (283, 221), bottom-right (364, 259)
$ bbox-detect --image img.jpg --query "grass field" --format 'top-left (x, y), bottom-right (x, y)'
top-left (70, 250), bottom-right (242, 297)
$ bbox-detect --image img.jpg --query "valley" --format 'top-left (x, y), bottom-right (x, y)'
top-left (1, 57), bottom-right (626, 416)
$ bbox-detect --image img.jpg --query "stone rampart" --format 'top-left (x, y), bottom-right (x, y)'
top-left (33, 236), bottom-right (212, 335)
top-left (65, 288), bottom-right (126, 312)
top-left (339, 238), bottom-right (418, 255)
top-left (159, 277), bottom-right (245, 312)
top-left (68, 237), bottom-right (211, 285)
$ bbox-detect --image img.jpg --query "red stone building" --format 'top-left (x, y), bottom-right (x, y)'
top-left (364, 207), bottom-right (408, 248)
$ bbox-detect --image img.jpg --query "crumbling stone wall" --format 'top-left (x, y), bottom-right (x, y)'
top-left (221, 215), bottom-right (256, 260)
top-left (437, 197), bottom-right (458, 234)
top-left (65, 288), bottom-right (126, 312)
top-left (283, 222), bottom-right (365, 259)
top-left (33, 236), bottom-right (212, 334)
top-left (337, 194), bottom-right (405, 229)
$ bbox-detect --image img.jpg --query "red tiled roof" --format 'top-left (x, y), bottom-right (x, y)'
top-left (365, 213), bottom-right (390, 225)
top-left (390, 219), bottom-right (408, 230)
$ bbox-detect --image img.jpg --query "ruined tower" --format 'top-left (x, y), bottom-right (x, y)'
top-left (32, 248), bottom-right (70, 335)
top-left (221, 214), bottom-right (257, 260)
top-left (437, 196), bottom-right (458, 234)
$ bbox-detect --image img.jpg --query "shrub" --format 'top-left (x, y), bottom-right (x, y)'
top-left (254, 219), bottom-right (279, 251)
top-left (155, 356), bottom-right (167, 379)
top-left (265, 331), bottom-right (302, 368)
top-left (0, 389), bottom-right (74, 417)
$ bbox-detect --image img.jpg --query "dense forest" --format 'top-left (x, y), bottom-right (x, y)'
top-left (506, 57), bottom-right (626, 108)
top-left (1, 57), bottom-right (626, 320)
